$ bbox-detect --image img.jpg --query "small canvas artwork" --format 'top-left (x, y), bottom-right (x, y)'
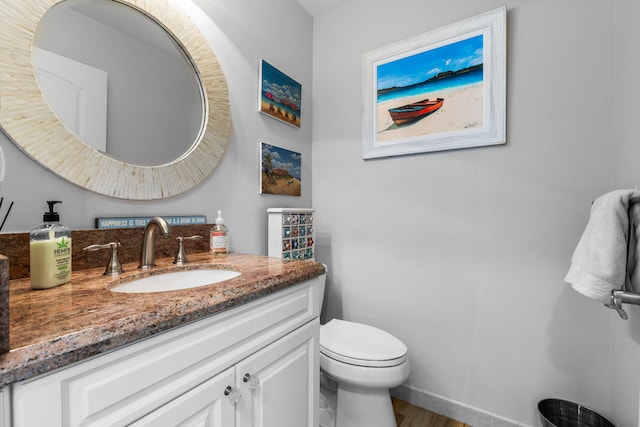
top-left (261, 143), bottom-right (302, 196)
top-left (259, 59), bottom-right (301, 128)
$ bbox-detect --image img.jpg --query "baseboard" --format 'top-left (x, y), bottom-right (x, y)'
top-left (391, 384), bottom-right (531, 427)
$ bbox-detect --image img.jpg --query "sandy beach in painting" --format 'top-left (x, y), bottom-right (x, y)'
top-left (376, 83), bottom-right (483, 142)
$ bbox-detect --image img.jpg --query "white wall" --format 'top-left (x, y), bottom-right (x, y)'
top-left (0, 0), bottom-right (314, 258)
top-left (611, 1), bottom-right (640, 426)
top-left (311, 0), bottom-right (635, 425)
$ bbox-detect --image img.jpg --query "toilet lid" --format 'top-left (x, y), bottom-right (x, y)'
top-left (320, 319), bottom-right (408, 367)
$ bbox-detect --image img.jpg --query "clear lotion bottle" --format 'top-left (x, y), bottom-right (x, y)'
top-left (30, 201), bottom-right (72, 289)
top-left (210, 210), bottom-right (229, 255)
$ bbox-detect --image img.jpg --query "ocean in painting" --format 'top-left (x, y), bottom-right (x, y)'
top-left (375, 34), bottom-right (484, 105)
top-left (377, 68), bottom-right (483, 104)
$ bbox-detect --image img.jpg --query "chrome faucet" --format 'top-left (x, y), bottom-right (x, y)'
top-left (139, 217), bottom-right (171, 269)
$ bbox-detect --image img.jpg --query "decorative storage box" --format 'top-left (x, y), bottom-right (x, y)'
top-left (267, 208), bottom-right (315, 260)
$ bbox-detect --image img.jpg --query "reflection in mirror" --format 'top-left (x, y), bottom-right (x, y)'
top-left (0, 0), bottom-right (230, 200)
top-left (32, 0), bottom-right (204, 166)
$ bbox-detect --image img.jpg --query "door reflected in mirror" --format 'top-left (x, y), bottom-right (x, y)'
top-left (32, 0), bottom-right (204, 166)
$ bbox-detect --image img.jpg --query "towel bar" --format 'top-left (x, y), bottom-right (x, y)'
top-left (606, 290), bottom-right (640, 319)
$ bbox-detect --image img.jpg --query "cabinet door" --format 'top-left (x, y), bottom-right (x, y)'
top-left (235, 319), bottom-right (318, 427)
top-left (130, 367), bottom-right (235, 427)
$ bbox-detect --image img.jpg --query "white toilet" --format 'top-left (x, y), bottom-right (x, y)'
top-left (317, 271), bottom-right (410, 427)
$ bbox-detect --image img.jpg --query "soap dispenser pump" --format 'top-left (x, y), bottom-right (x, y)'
top-left (29, 201), bottom-right (72, 289)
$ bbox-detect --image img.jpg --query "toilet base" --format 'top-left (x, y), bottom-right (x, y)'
top-left (335, 383), bottom-right (396, 427)
top-left (320, 375), bottom-right (337, 427)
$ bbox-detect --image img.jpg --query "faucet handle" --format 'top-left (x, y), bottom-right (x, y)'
top-left (83, 242), bottom-right (124, 276)
top-left (174, 235), bottom-right (203, 265)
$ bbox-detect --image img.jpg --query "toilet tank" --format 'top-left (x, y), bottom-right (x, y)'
top-left (318, 269), bottom-right (327, 313)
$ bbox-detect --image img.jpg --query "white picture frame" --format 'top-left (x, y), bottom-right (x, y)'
top-left (362, 7), bottom-right (507, 159)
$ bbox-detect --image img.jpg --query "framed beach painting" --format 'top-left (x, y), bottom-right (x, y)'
top-left (259, 59), bottom-right (302, 128)
top-left (362, 7), bottom-right (506, 159)
top-left (260, 142), bottom-right (302, 196)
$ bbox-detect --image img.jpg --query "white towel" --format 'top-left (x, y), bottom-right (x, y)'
top-left (564, 190), bottom-right (640, 303)
top-left (628, 203), bottom-right (640, 292)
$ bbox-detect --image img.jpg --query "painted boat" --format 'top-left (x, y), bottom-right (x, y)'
top-left (388, 98), bottom-right (444, 126)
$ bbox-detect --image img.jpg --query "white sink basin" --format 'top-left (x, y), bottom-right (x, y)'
top-left (109, 269), bottom-right (241, 293)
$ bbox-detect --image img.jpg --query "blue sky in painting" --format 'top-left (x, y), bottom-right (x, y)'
top-left (377, 35), bottom-right (483, 90)
top-left (262, 143), bottom-right (302, 180)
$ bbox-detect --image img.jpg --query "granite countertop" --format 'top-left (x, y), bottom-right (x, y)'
top-left (0, 253), bottom-right (325, 387)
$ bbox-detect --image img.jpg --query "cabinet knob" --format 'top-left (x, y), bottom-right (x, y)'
top-left (224, 386), bottom-right (241, 404)
top-left (243, 373), bottom-right (260, 389)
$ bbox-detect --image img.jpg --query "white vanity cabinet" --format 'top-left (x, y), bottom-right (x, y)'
top-left (11, 278), bottom-right (320, 427)
top-left (235, 320), bottom-right (317, 427)
top-left (0, 387), bottom-right (10, 427)
top-left (131, 366), bottom-right (236, 426)
top-left (134, 321), bottom-right (317, 427)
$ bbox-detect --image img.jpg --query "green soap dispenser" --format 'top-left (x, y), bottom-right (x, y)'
top-left (29, 201), bottom-right (72, 290)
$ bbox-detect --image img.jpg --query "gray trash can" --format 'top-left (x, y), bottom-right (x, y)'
top-left (538, 399), bottom-right (615, 427)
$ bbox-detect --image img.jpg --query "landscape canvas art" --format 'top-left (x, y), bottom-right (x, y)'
top-left (362, 7), bottom-right (506, 159)
top-left (261, 143), bottom-right (302, 196)
top-left (259, 60), bottom-right (301, 128)
top-left (377, 35), bottom-right (484, 141)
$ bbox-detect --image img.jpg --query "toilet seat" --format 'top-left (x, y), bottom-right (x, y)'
top-left (320, 319), bottom-right (407, 368)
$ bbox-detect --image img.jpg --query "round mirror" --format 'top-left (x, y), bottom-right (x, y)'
top-left (32, 0), bottom-right (204, 166)
top-left (0, 0), bottom-right (230, 200)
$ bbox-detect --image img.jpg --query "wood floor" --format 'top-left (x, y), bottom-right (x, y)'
top-left (392, 397), bottom-right (470, 427)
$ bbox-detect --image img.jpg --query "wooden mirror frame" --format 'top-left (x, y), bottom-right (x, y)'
top-left (0, 0), bottom-right (231, 200)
